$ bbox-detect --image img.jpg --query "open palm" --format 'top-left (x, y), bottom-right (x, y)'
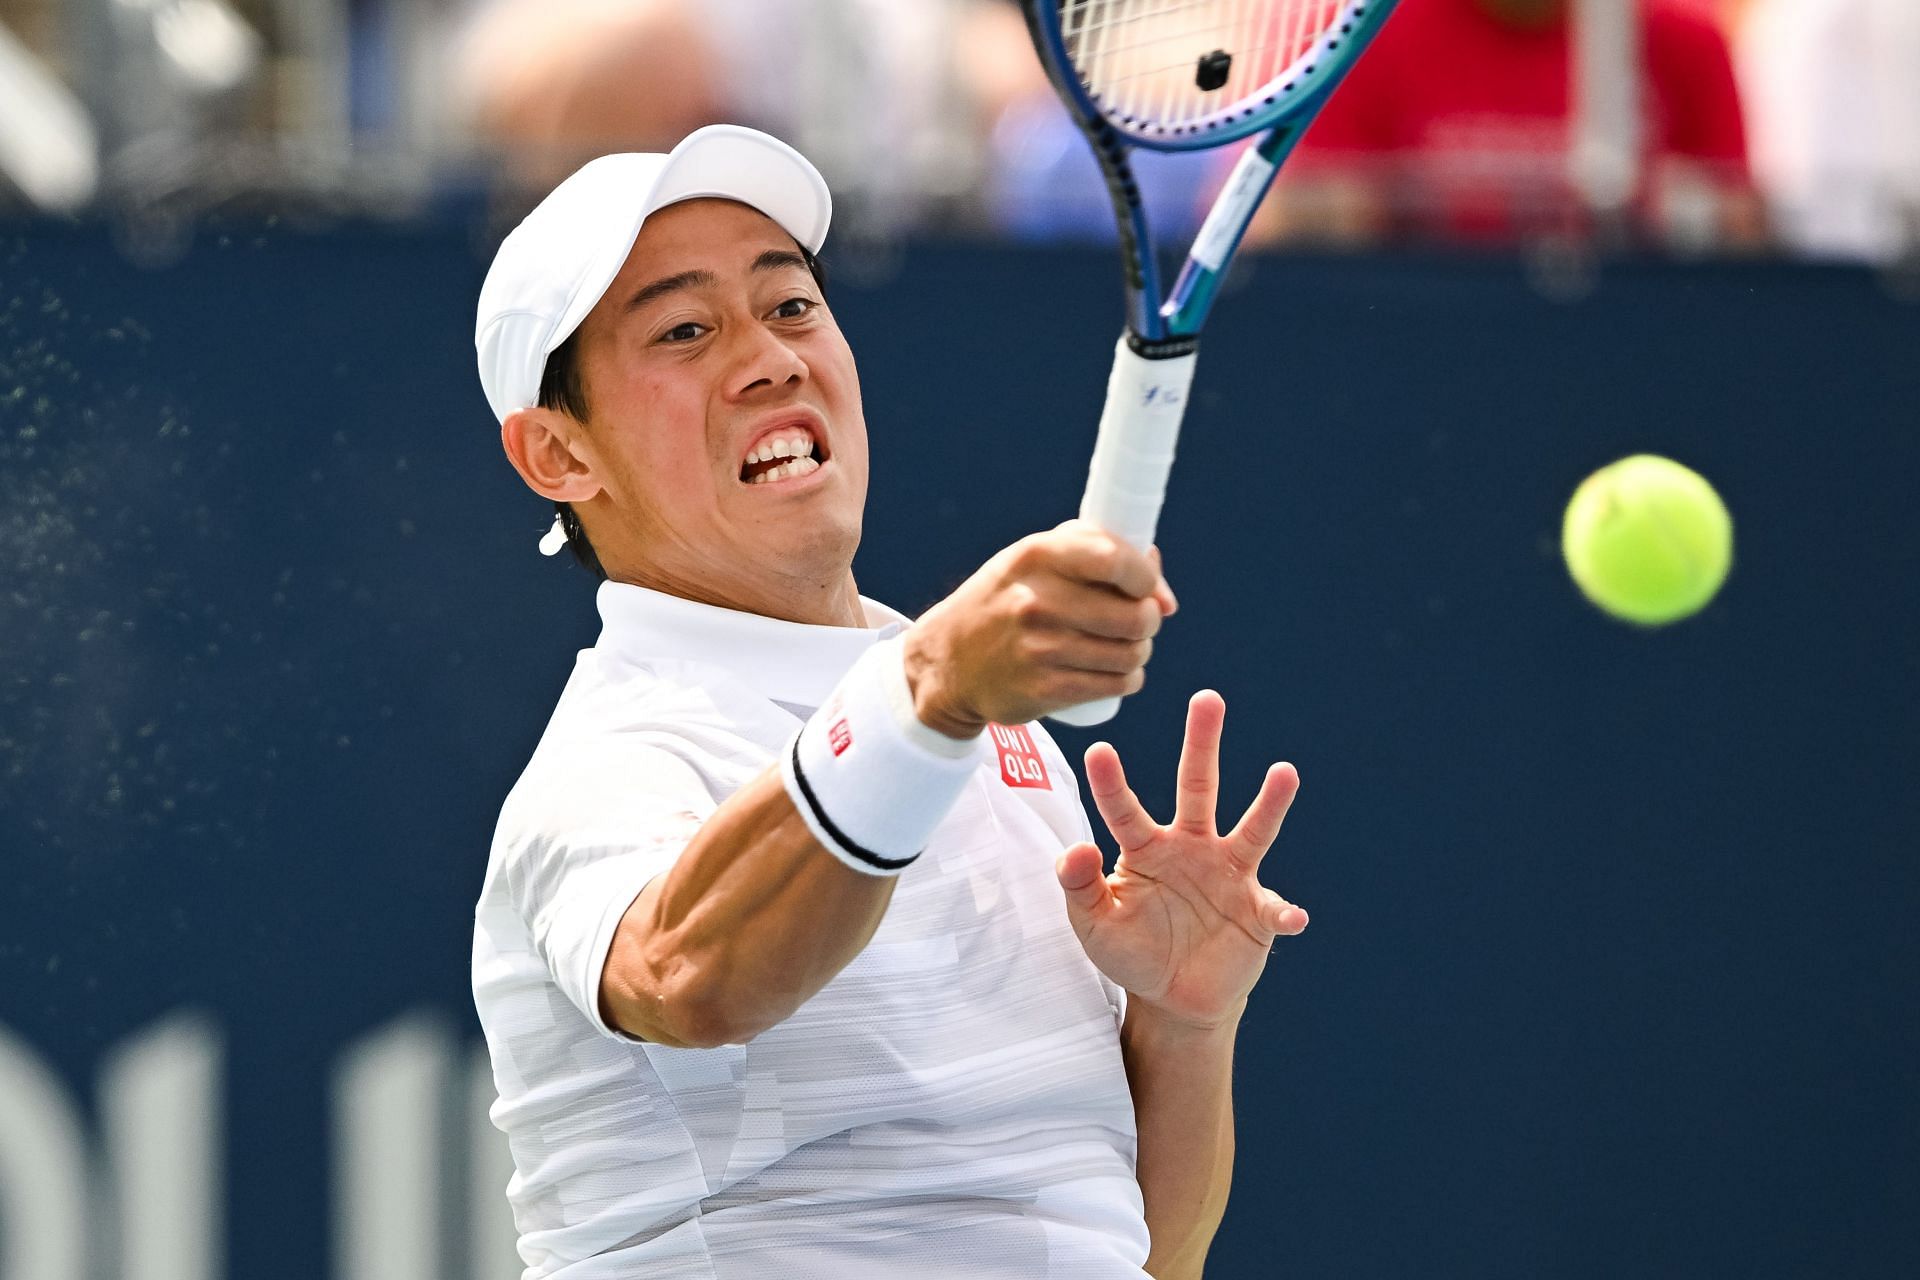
top-left (1054, 690), bottom-right (1308, 1029)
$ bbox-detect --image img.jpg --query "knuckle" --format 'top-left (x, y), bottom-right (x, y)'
top-left (1003, 539), bottom-right (1037, 575)
top-left (1006, 581), bottom-right (1046, 624)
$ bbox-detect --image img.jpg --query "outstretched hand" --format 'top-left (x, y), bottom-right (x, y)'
top-left (1055, 690), bottom-right (1307, 1030)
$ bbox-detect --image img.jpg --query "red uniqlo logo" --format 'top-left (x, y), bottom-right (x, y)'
top-left (828, 718), bottom-right (853, 757)
top-left (989, 723), bottom-right (1050, 790)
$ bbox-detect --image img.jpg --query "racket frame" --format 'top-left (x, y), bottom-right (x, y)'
top-left (1023, 0), bottom-right (1399, 343)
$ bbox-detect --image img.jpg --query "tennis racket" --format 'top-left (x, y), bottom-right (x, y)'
top-left (1024, 0), bottom-right (1400, 726)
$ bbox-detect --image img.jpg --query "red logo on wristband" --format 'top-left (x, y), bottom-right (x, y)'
top-left (828, 718), bottom-right (853, 757)
top-left (989, 723), bottom-right (1050, 790)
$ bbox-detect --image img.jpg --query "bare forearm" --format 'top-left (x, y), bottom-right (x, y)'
top-left (601, 766), bottom-right (896, 1046)
top-left (1124, 1003), bottom-right (1240, 1280)
top-left (597, 523), bottom-right (1173, 1047)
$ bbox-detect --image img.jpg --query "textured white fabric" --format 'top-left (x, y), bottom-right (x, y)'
top-left (473, 582), bottom-right (1147, 1279)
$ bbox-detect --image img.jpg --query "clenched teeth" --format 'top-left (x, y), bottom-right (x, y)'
top-left (748, 433), bottom-right (817, 466)
top-left (748, 455), bottom-right (822, 484)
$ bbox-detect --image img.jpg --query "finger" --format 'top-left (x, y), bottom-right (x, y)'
top-left (1055, 841), bottom-right (1114, 921)
top-left (1172, 689), bottom-right (1225, 835)
top-left (1033, 667), bottom-right (1145, 717)
top-left (1146, 546), bottom-right (1178, 616)
top-left (1261, 893), bottom-right (1309, 936)
top-left (1006, 574), bottom-right (1159, 641)
top-left (1048, 526), bottom-right (1160, 600)
top-left (1044, 582), bottom-right (1163, 642)
top-left (1152, 576), bottom-right (1178, 617)
top-left (1035, 632), bottom-right (1152, 676)
top-left (1227, 762), bottom-right (1300, 866)
top-left (1082, 741), bottom-right (1159, 853)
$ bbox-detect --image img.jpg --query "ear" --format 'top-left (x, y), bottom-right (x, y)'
top-left (501, 406), bottom-right (601, 503)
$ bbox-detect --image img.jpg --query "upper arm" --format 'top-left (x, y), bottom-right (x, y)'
top-left (500, 740), bottom-right (715, 1044)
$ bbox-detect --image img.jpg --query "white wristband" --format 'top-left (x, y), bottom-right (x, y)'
top-left (781, 634), bottom-right (981, 877)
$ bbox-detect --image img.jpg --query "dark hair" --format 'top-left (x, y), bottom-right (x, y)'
top-left (538, 244), bottom-right (829, 578)
top-left (536, 329), bottom-right (606, 576)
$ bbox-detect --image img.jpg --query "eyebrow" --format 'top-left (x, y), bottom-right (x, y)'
top-left (624, 249), bottom-right (813, 313)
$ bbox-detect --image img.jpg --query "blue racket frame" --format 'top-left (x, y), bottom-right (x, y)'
top-left (1024, 0), bottom-right (1401, 344)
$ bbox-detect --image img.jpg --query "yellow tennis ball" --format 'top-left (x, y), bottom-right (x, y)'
top-left (1561, 455), bottom-right (1733, 626)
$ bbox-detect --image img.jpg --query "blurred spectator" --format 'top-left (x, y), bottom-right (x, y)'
top-left (1731, 0), bottom-right (1920, 263)
top-left (1252, 0), bottom-right (1763, 249)
top-left (986, 93), bottom-right (1218, 245)
top-left (455, 0), bottom-right (725, 160)
top-left (454, 0), bottom-right (1036, 230)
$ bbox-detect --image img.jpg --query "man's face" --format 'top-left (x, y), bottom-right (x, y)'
top-left (565, 198), bottom-right (868, 613)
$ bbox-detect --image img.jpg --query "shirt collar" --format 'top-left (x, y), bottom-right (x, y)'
top-left (593, 580), bottom-right (910, 709)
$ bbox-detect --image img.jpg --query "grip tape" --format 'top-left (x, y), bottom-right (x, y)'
top-left (1051, 335), bottom-right (1199, 728)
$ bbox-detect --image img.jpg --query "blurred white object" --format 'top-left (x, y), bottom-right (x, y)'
top-left (1569, 0), bottom-right (1644, 217)
top-left (0, 21), bottom-right (101, 211)
top-left (1737, 0), bottom-right (1920, 261)
top-left (148, 0), bottom-right (263, 95)
top-left (0, 1025), bottom-right (88, 1280)
top-left (704, 0), bottom-right (976, 222)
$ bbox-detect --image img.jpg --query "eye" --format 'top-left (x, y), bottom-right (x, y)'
top-left (659, 320), bottom-right (707, 344)
top-left (772, 296), bottom-right (816, 320)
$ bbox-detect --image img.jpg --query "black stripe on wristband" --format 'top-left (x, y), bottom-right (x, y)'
top-left (788, 737), bottom-right (922, 873)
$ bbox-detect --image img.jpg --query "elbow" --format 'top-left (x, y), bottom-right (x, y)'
top-left (601, 949), bottom-right (774, 1050)
top-left (668, 995), bottom-right (768, 1050)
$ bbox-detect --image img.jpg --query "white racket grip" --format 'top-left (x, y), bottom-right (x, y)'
top-left (1051, 336), bottom-right (1198, 728)
top-left (1080, 336), bottom-right (1198, 549)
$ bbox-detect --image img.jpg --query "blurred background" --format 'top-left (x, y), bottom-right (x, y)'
top-left (2, 2), bottom-right (1917, 1278)
top-left (1, 0), bottom-right (1917, 257)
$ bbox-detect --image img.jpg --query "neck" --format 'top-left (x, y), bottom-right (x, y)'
top-left (610, 561), bottom-right (865, 628)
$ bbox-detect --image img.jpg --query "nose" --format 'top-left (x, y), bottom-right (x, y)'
top-left (727, 319), bottom-right (808, 401)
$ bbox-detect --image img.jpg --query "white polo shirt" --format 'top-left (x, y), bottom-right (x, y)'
top-left (472, 581), bottom-right (1150, 1279)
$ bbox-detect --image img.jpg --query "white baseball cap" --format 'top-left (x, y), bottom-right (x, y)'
top-left (475, 124), bottom-right (833, 427)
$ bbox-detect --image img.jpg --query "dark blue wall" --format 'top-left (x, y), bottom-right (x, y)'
top-left (3, 220), bottom-right (1917, 1279)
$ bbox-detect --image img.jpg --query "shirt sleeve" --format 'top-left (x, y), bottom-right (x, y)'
top-left (497, 739), bottom-right (718, 1040)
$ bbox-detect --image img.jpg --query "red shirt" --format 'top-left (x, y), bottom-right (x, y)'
top-left (1290, 0), bottom-right (1749, 238)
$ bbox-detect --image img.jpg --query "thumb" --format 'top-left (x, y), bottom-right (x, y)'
top-left (1055, 842), bottom-right (1112, 917)
top-left (1146, 545), bottom-right (1178, 616)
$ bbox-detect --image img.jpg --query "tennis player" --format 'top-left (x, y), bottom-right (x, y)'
top-left (471, 125), bottom-right (1309, 1280)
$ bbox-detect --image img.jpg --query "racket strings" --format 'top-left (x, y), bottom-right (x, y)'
top-left (1057, 0), bottom-right (1348, 130)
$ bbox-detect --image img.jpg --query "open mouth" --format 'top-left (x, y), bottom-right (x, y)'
top-left (739, 424), bottom-right (828, 485)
